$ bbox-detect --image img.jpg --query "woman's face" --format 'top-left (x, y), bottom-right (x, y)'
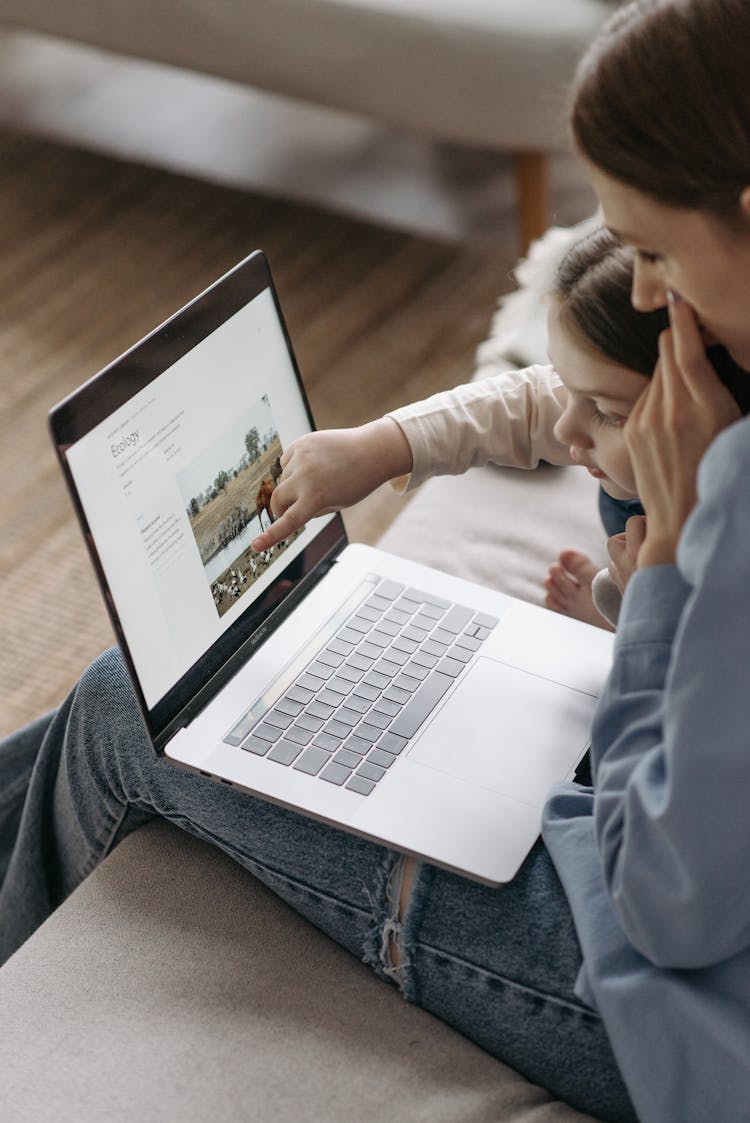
top-left (547, 300), bottom-right (648, 500)
top-left (586, 163), bottom-right (750, 370)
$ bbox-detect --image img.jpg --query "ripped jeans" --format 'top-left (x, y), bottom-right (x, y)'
top-left (0, 648), bottom-right (636, 1123)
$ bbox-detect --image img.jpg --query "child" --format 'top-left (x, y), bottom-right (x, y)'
top-left (252, 226), bottom-right (667, 629)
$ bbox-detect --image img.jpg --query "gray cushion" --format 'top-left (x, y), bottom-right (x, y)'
top-left (379, 462), bottom-right (606, 604)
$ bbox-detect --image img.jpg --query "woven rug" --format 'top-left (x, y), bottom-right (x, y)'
top-left (0, 129), bottom-right (511, 735)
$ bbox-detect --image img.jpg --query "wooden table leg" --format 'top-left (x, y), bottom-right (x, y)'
top-left (515, 151), bottom-right (549, 254)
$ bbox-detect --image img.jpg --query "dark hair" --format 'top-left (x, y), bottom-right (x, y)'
top-left (571, 0), bottom-right (750, 220)
top-left (554, 228), bottom-right (750, 414)
top-left (552, 226), bottom-right (667, 376)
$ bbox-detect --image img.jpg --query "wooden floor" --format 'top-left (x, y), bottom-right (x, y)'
top-left (0, 129), bottom-right (515, 734)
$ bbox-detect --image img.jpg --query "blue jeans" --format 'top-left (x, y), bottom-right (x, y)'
top-left (0, 648), bottom-right (637, 1122)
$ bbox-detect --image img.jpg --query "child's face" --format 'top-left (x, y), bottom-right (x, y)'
top-left (547, 300), bottom-right (650, 501)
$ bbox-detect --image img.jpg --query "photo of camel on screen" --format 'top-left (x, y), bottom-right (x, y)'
top-left (177, 394), bottom-right (299, 618)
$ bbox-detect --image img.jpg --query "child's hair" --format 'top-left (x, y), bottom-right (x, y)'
top-left (570, 0), bottom-right (750, 222)
top-left (552, 226), bottom-right (667, 376)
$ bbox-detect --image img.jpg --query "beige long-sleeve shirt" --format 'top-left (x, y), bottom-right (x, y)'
top-left (386, 364), bottom-right (573, 492)
top-left (386, 363), bottom-right (622, 627)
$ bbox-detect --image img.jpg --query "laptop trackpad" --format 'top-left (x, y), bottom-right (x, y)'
top-left (407, 656), bottom-right (595, 807)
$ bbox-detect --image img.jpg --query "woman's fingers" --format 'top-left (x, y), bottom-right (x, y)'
top-left (666, 292), bottom-right (720, 402)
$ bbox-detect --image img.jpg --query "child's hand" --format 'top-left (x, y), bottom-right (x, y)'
top-left (250, 418), bottom-right (413, 551)
top-left (624, 293), bottom-right (740, 568)
top-left (607, 515), bottom-right (647, 595)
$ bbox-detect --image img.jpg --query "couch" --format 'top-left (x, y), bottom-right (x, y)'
top-left (0, 0), bottom-right (613, 248)
top-left (0, 452), bottom-right (609, 1121)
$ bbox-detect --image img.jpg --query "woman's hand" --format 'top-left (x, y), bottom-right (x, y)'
top-left (607, 515), bottom-right (647, 595)
top-left (624, 294), bottom-right (740, 568)
top-left (250, 417), bottom-right (413, 551)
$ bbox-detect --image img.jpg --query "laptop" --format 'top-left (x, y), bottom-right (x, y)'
top-left (49, 250), bottom-right (613, 886)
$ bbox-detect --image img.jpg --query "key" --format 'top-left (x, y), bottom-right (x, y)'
top-left (357, 761), bottom-right (386, 782)
top-left (265, 710), bottom-right (293, 730)
top-left (343, 735), bottom-right (370, 756)
top-left (440, 605), bottom-right (474, 633)
top-left (362, 708), bottom-right (390, 730)
top-left (338, 664), bottom-right (364, 683)
top-left (354, 682), bottom-right (380, 701)
top-left (389, 671), bottom-right (453, 738)
top-left (307, 699), bottom-right (335, 720)
top-left (378, 731), bottom-right (407, 756)
top-left (473, 612), bottom-right (499, 630)
top-left (268, 740), bottom-right (304, 765)
top-left (285, 725), bottom-right (313, 746)
top-left (319, 687), bottom-right (345, 707)
top-left (313, 731), bottom-right (341, 752)
top-left (293, 746), bottom-right (331, 775)
top-left (309, 660), bottom-right (334, 680)
top-left (241, 735), bottom-right (272, 756)
top-left (333, 748), bottom-right (361, 769)
top-left (367, 747), bottom-right (396, 769)
top-left (254, 722), bottom-right (283, 743)
top-left (403, 587), bottom-right (449, 609)
top-left (454, 634), bottom-right (481, 653)
top-left (296, 712), bottom-right (324, 733)
top-left (437, 657), bottom-right (464, 679)
top-left (418, 602), bottom-right (444, 621)
top-left (376, 580), bottom-right (404, 601)
top-left (275, 696), bottom-right (305, 717)
top-left (287, 684), bottom-right (315, 704)
top-left (320, 762), bottom-right (353, 786)
top-left (365, 594), bottom-right (392, 612)
top-left (346, 775), bottom-right (376, 796)
top-left (384, 685), bottom-right (410, 705)
top-left (334, 707), bottom-right (361, 728)
top-left (346, 694), bottom-right (371, 715)
top-left (356, 605), bottom-right (382, 623)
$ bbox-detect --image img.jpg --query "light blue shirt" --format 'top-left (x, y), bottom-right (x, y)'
top-left (543, 414), bottom-right (750, 1123)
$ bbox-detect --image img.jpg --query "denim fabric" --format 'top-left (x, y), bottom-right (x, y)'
top-left (0, 647), bottom-right (636, 1122)
top-left (597, 489), bottom-right (645, 538)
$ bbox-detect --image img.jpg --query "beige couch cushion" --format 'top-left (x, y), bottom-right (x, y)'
top-left (0, 820), bottom-right (598, 1123)
top-left (0, 0), bottom-right (612, 149)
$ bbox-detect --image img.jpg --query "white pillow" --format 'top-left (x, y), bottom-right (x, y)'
top-left (474, 212), bottom-right (601, 376)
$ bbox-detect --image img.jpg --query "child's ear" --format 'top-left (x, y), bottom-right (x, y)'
top-left (740, 186), bottom-right (750, 218)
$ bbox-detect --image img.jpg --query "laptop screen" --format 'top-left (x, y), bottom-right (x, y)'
top-left (51, 253), bottom-right (346, 746)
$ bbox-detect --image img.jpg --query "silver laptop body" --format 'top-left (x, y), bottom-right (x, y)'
top-left (50, 252), bottom-right (613, 886)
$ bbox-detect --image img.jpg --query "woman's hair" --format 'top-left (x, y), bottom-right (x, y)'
top-left (552, 226), bottom-right (666, 376)
top-left (571, 0), bottom-right (750, 220)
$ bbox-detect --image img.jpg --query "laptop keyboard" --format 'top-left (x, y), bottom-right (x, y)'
top-left (224, 577), bottom-right (498, 796)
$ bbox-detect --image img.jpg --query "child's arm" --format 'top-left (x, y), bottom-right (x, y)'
top-left (253, 364), bottom-right (571, 551)
top-left (251, 417), bottom-right (412, 550)
top-left (390, 364), bottom-right (571, 491)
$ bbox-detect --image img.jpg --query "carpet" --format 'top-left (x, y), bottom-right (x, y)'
top-left (0, 128), bottom-right (512, 734)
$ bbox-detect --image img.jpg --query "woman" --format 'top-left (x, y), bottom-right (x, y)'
top-left (2, 2), bottom-right (749, 1120)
